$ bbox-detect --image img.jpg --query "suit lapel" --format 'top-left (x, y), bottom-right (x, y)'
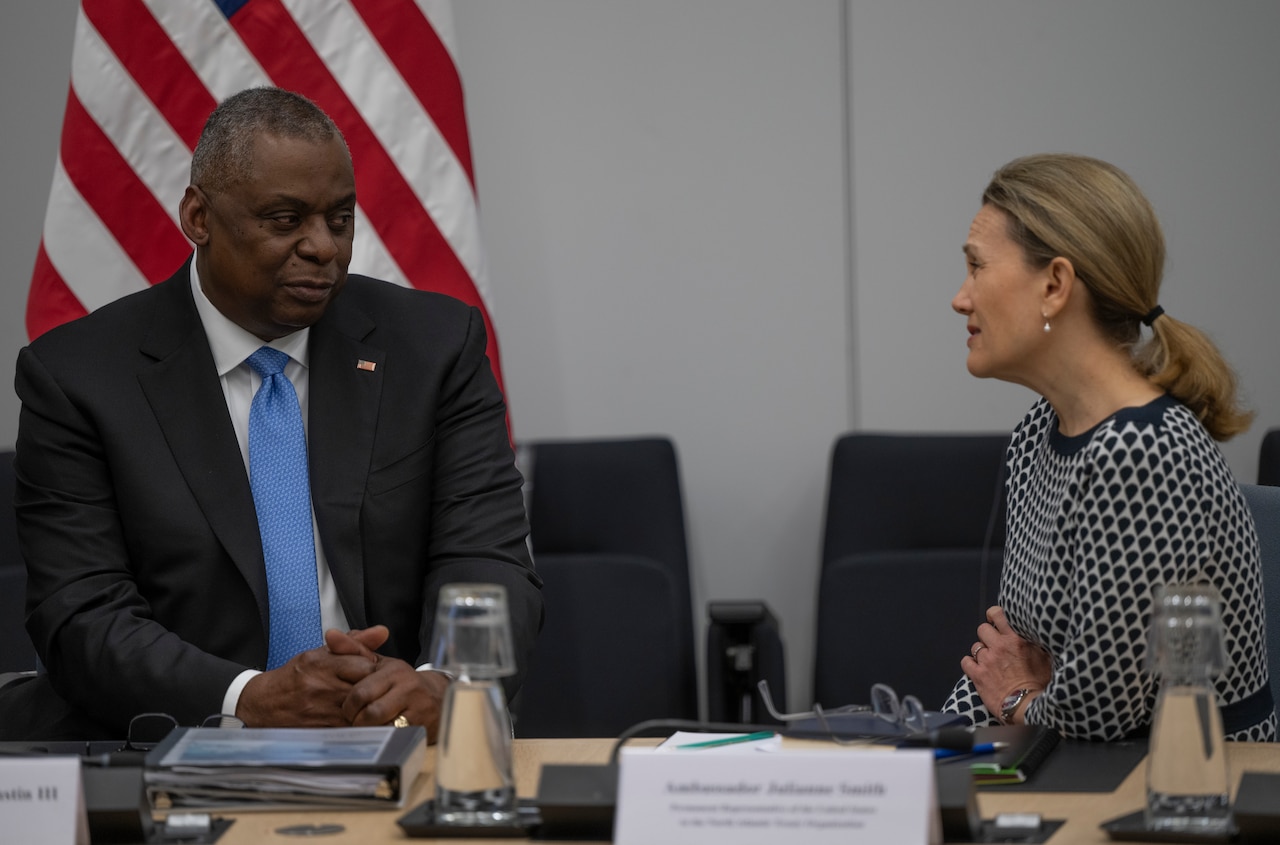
top-left (308, 298), bottom-right (382, 630)
top-left (136, 268), bottom-right (270, 630)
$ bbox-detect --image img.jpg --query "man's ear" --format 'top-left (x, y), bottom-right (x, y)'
top-left (1042, 255), bottom-right (1076, 319)
top-left (178, 185), bottom-right (210, 246)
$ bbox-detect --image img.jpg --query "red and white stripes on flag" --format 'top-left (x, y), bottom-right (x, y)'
top-left (27, 0), bottom-right (504, 392)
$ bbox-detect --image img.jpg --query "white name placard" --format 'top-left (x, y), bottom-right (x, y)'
top-left (0, 757), bottom-right (88, 845)
top-left (614, 746), bottom-right (938, 845)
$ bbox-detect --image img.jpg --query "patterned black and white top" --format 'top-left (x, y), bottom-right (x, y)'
top-left (943, 395), bottom-right (1276, 741)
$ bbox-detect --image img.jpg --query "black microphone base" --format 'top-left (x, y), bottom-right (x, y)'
top-left (533, 764), bottom-right (617, 840)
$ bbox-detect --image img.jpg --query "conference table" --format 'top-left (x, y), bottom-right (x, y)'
top-left (202, 737), bottom-right (1280, 844)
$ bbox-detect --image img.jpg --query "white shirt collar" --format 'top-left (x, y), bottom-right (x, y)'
top-left (190, 259), bottom-right (310, 375)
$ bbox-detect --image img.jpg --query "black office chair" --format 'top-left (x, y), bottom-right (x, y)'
top-left (513, 437), bottom-right (698, 737)
top-left (1259, 428), bottom-right (1280, 487)
top-left (813, 432), bottom-right (1010, 711)
top-left (0, 450), bottom-right (37, 674)
top-left (1241, 484), bottom-right (1280, 714)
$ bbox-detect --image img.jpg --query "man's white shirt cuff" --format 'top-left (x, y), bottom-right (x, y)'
top-left (223, 668), bottom-right (262, 717)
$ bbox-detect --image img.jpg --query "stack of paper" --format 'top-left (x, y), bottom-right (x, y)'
top-left (144, 726), bottom-right (427, 810)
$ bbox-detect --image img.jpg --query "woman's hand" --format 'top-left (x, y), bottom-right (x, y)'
top-left (961, 605), bottom-right (1052, 722)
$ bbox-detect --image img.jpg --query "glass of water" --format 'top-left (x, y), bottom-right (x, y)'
top-left (1144, 583), bottom-right (1231, 834)
top-left (428, 583), bottom-right (518, 826)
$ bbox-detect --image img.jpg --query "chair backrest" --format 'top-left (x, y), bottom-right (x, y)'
top-left (814, 432), bottom-right (1010, 710)
top-left (1260, 428), bottom-right (1280, 487)
top-left (514, 437), bottom-right (697, 737)
top-left (1241, 483), bottom-right (1280, 710)
top-left (0, 452), bottom-right (19, 569)
top-left (822, 433), bottom-right (1009, 560)
top-left (0, 450), bottom-right (37, 673)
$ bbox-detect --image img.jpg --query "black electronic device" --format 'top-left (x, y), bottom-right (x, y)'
top-left (81, 758), bottom-right (232, 844)
top-left (1234, 771), bottom-right (1280, 843)
top-left (532, 763), bottom-right (617, 840)
top-left (935, 764), bottom-right (981, 842)
top-left (706, 600), bottom-right (787, 725)
top-left (83, 765), bottom-right (154, 844)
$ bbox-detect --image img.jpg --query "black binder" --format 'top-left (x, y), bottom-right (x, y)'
top-left (144, 726), bottom-right (427, 809)
top-left (966, 724), bottom-right (1061, 785)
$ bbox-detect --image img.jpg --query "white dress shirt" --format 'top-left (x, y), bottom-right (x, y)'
top-left (189, 265), bottom-right (350, 716)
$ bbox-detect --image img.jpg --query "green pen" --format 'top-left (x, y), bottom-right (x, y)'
top-left (676, 731), bottom-right (776, 750)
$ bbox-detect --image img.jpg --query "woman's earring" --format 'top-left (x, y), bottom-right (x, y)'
top-left (1043, 313), bottom-right (1051, 333)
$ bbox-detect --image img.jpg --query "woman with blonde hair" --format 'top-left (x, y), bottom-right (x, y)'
top-left (945, 153), bottom-right (1274, 741)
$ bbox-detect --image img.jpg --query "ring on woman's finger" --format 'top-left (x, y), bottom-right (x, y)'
top-left (971, 644), bottom-right (987, 659)
top-left (393, 714), bottom-right (410, 728)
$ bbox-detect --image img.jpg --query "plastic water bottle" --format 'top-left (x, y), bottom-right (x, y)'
top-left (1144, 584), bottom-right (1231, 833)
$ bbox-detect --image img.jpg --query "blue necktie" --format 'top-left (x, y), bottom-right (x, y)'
top-left (246, 346), bottom-right (323, 669)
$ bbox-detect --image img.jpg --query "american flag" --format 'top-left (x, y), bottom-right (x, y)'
top-left (26, 0), bottom-right (504, 392)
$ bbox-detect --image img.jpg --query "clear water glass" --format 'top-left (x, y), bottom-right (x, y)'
top-left (429, 584), bottom-right (518, 826)
top-left (434, 679), bottom-right (516, 825)
top-left (1144, 583), bottom-right (1231, 833)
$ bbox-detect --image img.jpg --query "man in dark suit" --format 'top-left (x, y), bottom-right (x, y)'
top-left (4, 87), bottom-right (542, 740)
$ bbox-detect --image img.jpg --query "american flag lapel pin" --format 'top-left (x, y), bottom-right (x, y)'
top-left (356, 359), bottom-right (377, 372)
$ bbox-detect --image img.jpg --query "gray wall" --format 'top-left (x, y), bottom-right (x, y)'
top-left (849, 0), bottom-right (1280, 480)
top-left (451, 1), bottom-right (850, 711)
top-left (1, 2), bottom-right (78, 431)
top-left (2, 1), bottom-right (1276, 710)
